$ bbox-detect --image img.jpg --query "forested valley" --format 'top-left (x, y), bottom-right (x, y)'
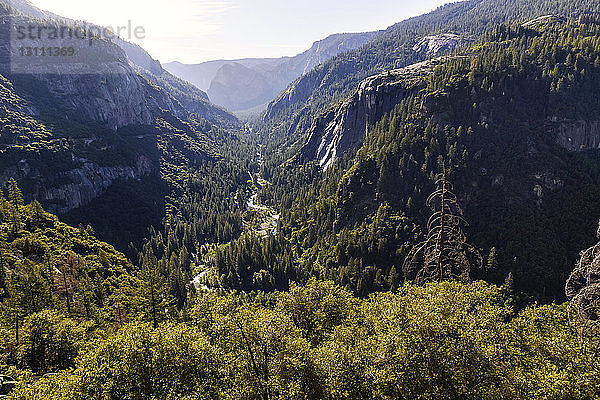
top-left (2, 0), bottom-right (600, 399)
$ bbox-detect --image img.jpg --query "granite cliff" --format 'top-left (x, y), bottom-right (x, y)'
top-left (165, 32), bottom-right (380, 112)
top-left (299, 58), bottom-right (445, 168)
top-left (0, 2), bottom-right (238, 221)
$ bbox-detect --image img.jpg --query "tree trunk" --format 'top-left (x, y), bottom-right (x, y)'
top-left (436, 167), bottom-right (447, 283)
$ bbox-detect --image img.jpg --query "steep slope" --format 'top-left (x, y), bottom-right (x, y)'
top-left (240, 16), bottom-right (600, 302)
top-left (300, 59), bottom-right (444, 168)
top-left (7, 280), bottom-right (600, 399)
top-left (0, 0), bottom-right (237, 129)
top-left (0, 3), bottom-right (245, 251)
top-left (0, 193), bottom-right (145, 324)
top-left (165, 32), bottom-right (379, 112)
top-left (1, 0), bottom-right (46, 18)
top-left (261, 0), bottom-right (600, 150)
top-left (207, 62), bottom-right (276, 112)
top-left (164, 58), bottom-right (284, 92)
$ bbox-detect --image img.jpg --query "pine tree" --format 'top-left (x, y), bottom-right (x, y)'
top-left (387, 265), bottom-right (400, 290)
top-left (8, 179), bottom-right (23, 207)
top-left (140, 247), bottom-right (166, 328)
top-left (29, 200), bottom-right (45, 228)
top-left (7, 179), bottom-right (23, 234)
top-left (403, 165), bottom-right (481, 284)
top-left (0, 247), bottom-right (6, 299)
top-left (55, 253), bottom-right (78, 315)
top-left (487, 247), bottom-right (499, 271)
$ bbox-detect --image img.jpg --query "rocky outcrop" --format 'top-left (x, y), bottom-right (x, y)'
top-left (33, 69), bottom-right (155, 130)
top-left (264, 32), bottom-right (468, 122)
top-left (207, 62), bottom-right (276, 112)
top-left (530, 171), bottom-right (564, 206)
top-left (115, 38), bottom-right (164, 76)
top-left (300, 60), bottom-right (439, 169)
top-left (0, 2), bottom-right (238, 219)
top-left (1, 0), bottom-right (48, 19)
top-left (290, 32), bottom-right (380, 76)
top-left (554, 120), bottom-right (600, 151)
top-left (522, 15), bottom-right (567, 30)
top-left (1, 1), bottom-right (236, 130)
top-left (264, 70), bottom-right (325, 121)
top-left (39, 158), bottom-right (152, 214)
top-left (1, 11), bottom-right (157, 130)
top-left (412, 34), bottom-right (471, 57)
top-left (0, 74), bottom-right (38, 115)
top-left (0, 154), bottom-right (153, 214)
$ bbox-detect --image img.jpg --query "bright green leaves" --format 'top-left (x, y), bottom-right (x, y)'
top-left (10, 280), bottom-right (600, 400)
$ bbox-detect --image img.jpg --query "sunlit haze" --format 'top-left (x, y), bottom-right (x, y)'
top-left (29, 0), bottom-right (449, 63)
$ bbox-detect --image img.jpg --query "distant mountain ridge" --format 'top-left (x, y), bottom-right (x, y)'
top-left (1, 0), bottom-right (237, 126)
top-left (164, 31), bottom-right (380, 112)
top-left (260, 0), bottom-right (600, 159)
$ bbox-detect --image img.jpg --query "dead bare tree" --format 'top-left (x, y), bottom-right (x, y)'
top-left (404, 166), bottom-right (482, 284)
top-left (566, 220), bottom-right (600, 347)
top-left (54, 253), bottom-right (78, 315)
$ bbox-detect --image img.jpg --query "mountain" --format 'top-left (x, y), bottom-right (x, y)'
top-left (300, 57), bottom-right (451, 169)
top-left (242, 14), bottom-right (600, 302)
top-left (164, 32), bottom-right (380, 112)
top-left (0, 193), bottom-right (145, 322)
top-left (207, 61), bottom-right (279, 113)
top-left (260, 0), bottom-right (600, 151)
top-left (1, 0), bottom-right (47, 18)
top-left (4, 2), bottom-right (600, 398)
top-left (165, 58), bottom-right (284, 93)
top-left (4, 0), bottom-right (242, 126)
top-left (0, 1), bottom-right (245, 250)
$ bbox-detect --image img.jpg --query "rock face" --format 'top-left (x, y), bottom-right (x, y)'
top-left (0, 1), bottom-right (238, 216)
top-left (0, 153), bottom-right (153, 214)
top-left (5, 0), bottom-right (164, 77)
top-left (0, 0), bottom-right (231, 129)
top-left (207, 62), bottom-right (276, 112)
top-left (166, 32), bottom-right (380, 112)
top-left (34, 157), bottom-right (151, 215)
top-left (295, 22), bottom-right (589, 169)
top-left (299, 56), bottom-right (600, 170)
top-left (265, 70), bottom-right (324, 120)
top-left (1, 0), bottom-right (47, 18)
top-left (300, 60), bottom-right (439, 169)
top-left (554, 120), bottom-right (600, 151)
top-left (33, 69), bottom-right (155, 131)
top-left (264, 32), bottom-right (468, 123)
top-left (116, 39), bottom-right (164, 76)
top-left (522, 14), bottom-right (567, 30)
top-left (412, 34), bottom-right (471, 57)
top-left (164, 59), bottom-right (283, 93)
top-left (290, 32), bottom-right (381, 76)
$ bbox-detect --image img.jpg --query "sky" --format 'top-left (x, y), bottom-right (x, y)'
top-left (30, 0), bottom-right (450, 64)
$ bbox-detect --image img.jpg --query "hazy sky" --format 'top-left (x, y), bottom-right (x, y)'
top-left (30, 0), bottom-right (449, 64)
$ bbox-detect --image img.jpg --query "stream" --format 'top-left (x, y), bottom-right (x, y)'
top-left (244, 145), bottom-right (280, 236)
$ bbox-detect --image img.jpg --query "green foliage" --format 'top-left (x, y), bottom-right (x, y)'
top-left (277, 279), bottom-right (359, 346)
top-left (8, 280), bottom-right (600, 399)
top-left (259, 0), bottom-right (600, 164)
top-left (4, 4), bottom-right (600, 399)
top-left (16, 310), bottom-right (91, 373)
top-left (0, 195), bottom-right (146, 375)
top-left (245, 16), bottom-right (600, 302)
top-left (0, 59), bottom-right (253, 313)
